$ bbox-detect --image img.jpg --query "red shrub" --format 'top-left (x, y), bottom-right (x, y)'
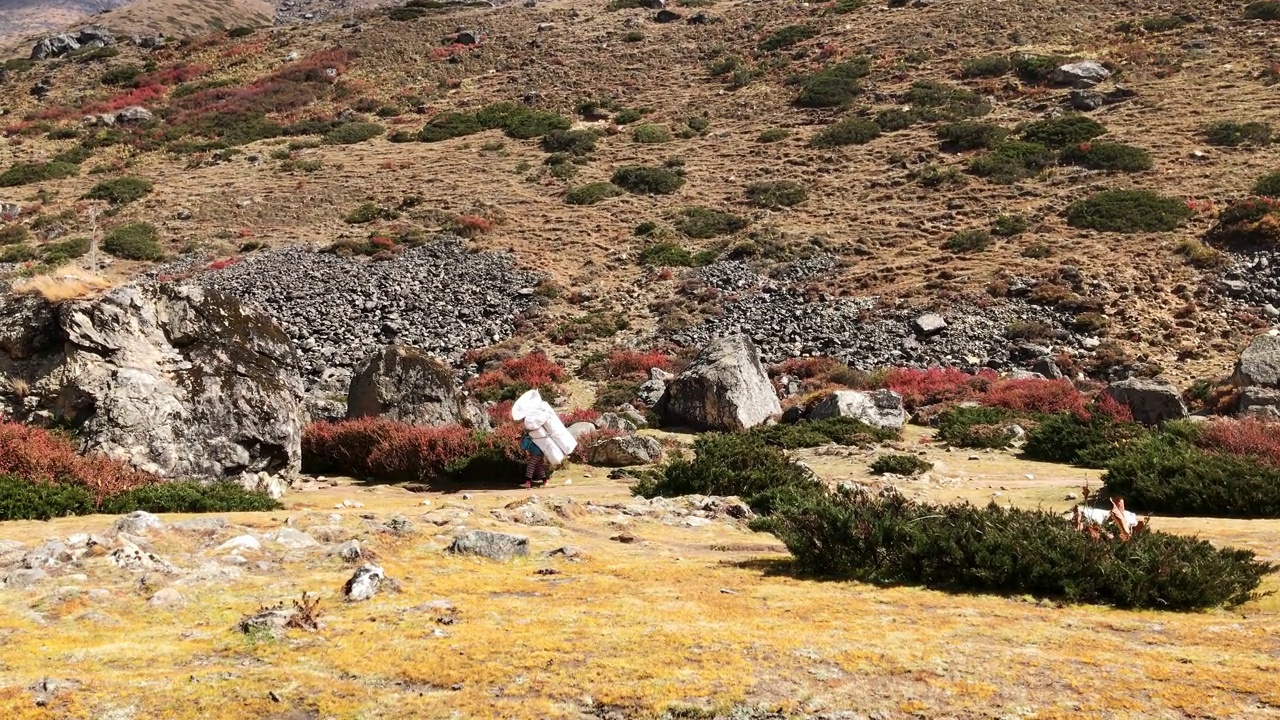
top-left (1198, 418), bottom-right (1280, 466)
top-left (983, 378), bottom-right (1087, 415)
top-left (560, 408), bottom-right (602, 425)
top-left (465, 351), bottom-right (566, 401)
top-left (771, 357), bottom-right (843, 380)
top-left (208, 257), bottom-right (240, 270)
top-left (453, 214), bottom-right (495, 236)
top-left (136, 63), bottom-right (209, 88)
top-left (884, 367), bottom-right (994, 409)
top-left (487, 400), bottom-right (515, 424)
top-left (604, 349), bottom-right (673, 380)
top-left (0, 421), bottom-right (156, 499)
top-left (302, 418), bottom-right (481, 481)
top-left (1092, 393), bottom-right (1133, 422)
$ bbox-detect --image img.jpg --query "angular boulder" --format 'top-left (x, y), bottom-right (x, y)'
top-left (30, 35), bottom-right (80, 60)
top-left (0, 284), bottom-right (306, 479)
top-left (587, 435), bottom-right (664, 467)
top-left (658, 335), bottom-right (780, 431)
top-left (343, 564), bottom-right (385, 601)
top-left (807, 389), bottom-right (906, 432)
top-left (1050, 61), bottom-right (1111, 87)
top-left (346, 344), bottom-right (464, 426)
top-left (1238, 386), bottom-right (1280, 419)
top-left (114, 106), bottom-right (153, 124)
top-left (1102, 378), bottom-right (1188, 426)
top-left (1233, 334), bottom-right (1280, 389)
top-left (448, 530), bottom-right (529, 561)
top-left (911, 313), bottom-right (947, 337)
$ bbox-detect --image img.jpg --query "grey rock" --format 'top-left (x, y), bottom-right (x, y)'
top-left (114, 106), bottom-right (153, 124)
top-left (807, 389), bottom-right (906, 432)
top-left (911, 313), bottom-right (947, 337)
top-left (237, 607), bottom-right (295, 639)
top-left (448, 530), bottom-right (529, 561)
top-left (654, 9), bottom-right (681, 21)
top-left (587, 435), bottom-right (664, 467)
top-left (331, 540), bottom-right (364, 562)
top-left (3, 568), bottom-right (49, 588)
top-left (659, 335), bottom-right (781, 431)
top-left (1233, 334), bottom-right (1280, 389)
top-left (649, 368), bottom-right (675, 381)
top-left (1031, 357), bottom-right (1064, 380)
top-left (30, 35), bottom-right (80, 60)
top-left (347, 344), bottom-right (467, 426)
top-left (1069, 88), bottom-right (1105, 111)
top-left (113, 511), bottom-right (163, 536)
top-left (636, 379), bottom-right (667, 407)
top-left (1050, 61), bottom-right (1111, 87)
top-left (616, 403), bottom-right (648, 427)
top-left (567, 421), bottom-right (598, 440)
top-left (1239, 386), bottom-right (1280, 418)
top-left (496, 500), bottom-right (555, 526)
top-left (148, 588), bottom-right (185, 607)
top-left (110, 539), bottom-right (177, 573)
top-left (272, 529), bottom-right (319, 549)
top-left (596, 412), bottom-right (637, 434)
top-left (239, 471), bottom-right (290, 499)
top-left (170, 517), bottom-right (228, 534)
top-left (1102, 378), bottom-right (1188, 426)
top-left (216, 535), bottom-right (261, 553)
top-left (343, 563), bottom-right (385, 601)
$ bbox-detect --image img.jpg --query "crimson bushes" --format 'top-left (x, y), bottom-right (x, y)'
top-left (302, 418), bottom-right (523, 484)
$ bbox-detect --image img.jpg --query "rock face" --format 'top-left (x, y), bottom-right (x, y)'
top-left (587, 435), bottom-right (664, 467)
top-left (0, 284), bottom-right (306, 479)
top-left (659, 335), bottom-right (780, 431)
top-left (448, 530), bottom-right (529, 561)
top-left (1102, 378), bottom-right (1188, 426)
top-left (1233, 334), bottom-right (1280, 389)
top-left (807, 390), bottom-right (906, 431)
top-left (346, 344), bottom-right (463, 426)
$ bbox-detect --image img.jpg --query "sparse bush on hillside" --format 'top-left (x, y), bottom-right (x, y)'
top-left (1059, 142), bottom-right (1154, 172)
top-left (967, 141), bottom-right (1055, 184)
top-left (1115, 15), bottom-right (1189, 33)
top-left (937, 121), bottom-right (1009, 151)
top-left (1065, 190), bottom-right (1192, 233)
top-left (52, 147), bottom-right (92, 165)
top-left (102, 222), bottom-right (164, 261)
top-left (746, 180), bottom-right (807, 208)
top-left (1205, 120), bottom-right (1273, 146)
top-left (0, 161), bottom-right (79, 187)
top-left (323, 122), bottom-right (383, 145)
top-left (794, 58), bottom-right (871, 108)
top-left (992, 214), bottom-right (1030, 236)
top-left (614, 108), bottom-right (650, 125)
top-left (674, 207), bottom-right (748, 238)
top-left (0, 225), bottom-right (30, 246)
top-left (943, 229), bottom-right (992, 252)
top-left (42, 236), bottom-right (90, 264)
top-left (1024, 410), bottom-right (1145, 468)
top-left (624, 30), bottom-right (645, 42)
top-left (870, 454), bottom-right (933, 476)
top-left (810, 117), bottom-right (881, 148)
top-left (541, 128), bottom-right (600, 155)
top-left (98, 481), bottom-right (281, 515)
top-left (100, 64), bottom-right (142, 86)
top-left (612, 166), bottom-right (685, 195)
top-left (1245, 0), bottom-right (1280, 20)
top-left (465, 351), bottom-right (566, 402)
top-left (638, 242), bottom-right (717, 267)
top-left (758, 128), bottom-right (790, 143)
top-left (1012, 53), bottom-right (1069, 84)
top-left (1020, 114), bottom-right (1107, 149)
top-left (1204, 197), bottom-right (1280, 249)
top-left (1, 245), bottom-right (38, 263)
top-left (707, 54), bottom-right (747, 77)
top-left (1253, 170), bottom-right (1280, 196)
top-left (566, 182), bottom-right (624, 205)
top-left (345, 203), bottom-right (400, 224)
top-left (903, 80), bottom-right (989, 120)
top-left (873, 108), bottom-right (918, 131)
top-left (503, 110), bottom-right (571, 140)
top-left (417, 112), bottom-right (482, 142)
top-left (961, 54), bottom-right (1013, 78)
top-left (632, 124), bottom-right (673, 144)
top-left (82, 176), bottom-right (153, 204)
top-left (912, 164), bottom-right (967, 187)
top-left (759, 25), bottom-right (818, 52)
top-left (551, 311), bottom-right (630, 344)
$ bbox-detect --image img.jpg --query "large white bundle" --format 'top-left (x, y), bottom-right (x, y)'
top-left (512, 389), bottom-right (577, 466)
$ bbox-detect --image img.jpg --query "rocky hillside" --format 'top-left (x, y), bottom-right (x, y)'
top-left (0, 0), bottom-right (275, 49)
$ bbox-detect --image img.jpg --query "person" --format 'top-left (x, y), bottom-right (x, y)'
top-left (520, 430), bottom-right (550, 489)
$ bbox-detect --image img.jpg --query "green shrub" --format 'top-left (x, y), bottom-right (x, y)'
top-left (551, 312), bottom-right (629, 344)
top-left (1245, 1), bottom-right (1280, 20)
top-left (100, 64), bottom-right (142, 86)
top-left (1104, 428), bottom-right (1280, 517)
top-left (707, 55), bottom-right (746, 77)
top-left (632, 124), bottom-right (672, 144)
top-left (903, 80), bottom-right (989, 120)
top-left (638, 242), bottom-right (716, 267)
top-left (967, 141), bottom-right (1055, 184)
top-left (102, 222), bottom-right (164, 261)
top-left (992, 214), bottom-right (1030, 236)
top-left (634, 432), bottom-right (824, 514)
top-left (389, 6), bottom-right (427, 20)
top-left (228, 26), bottom-right (258, 38)
top-left (937, 121), bottom-right (1009, 151)
top-left (912, 164), bottom-right (967, 187)
top-left (323, 122), bottom-right (384, 145)
top-left (674, 207), bottom-right (747, 238)
top-left (811, 117), bottom-right (881, 148)
top-left (82, 176), bottom-right (153, 204)
top-left (1065, 190), bottom-right (1192, 233)
top-left (42, 236), bottom-right (90, 264)
top-left (0, 161), bottom-right (79, 187)
top-left (1206, 120), bottom-right (1273, 146)
top-left (1205, 197), bottom-right (1280, 248)
top-left (936, 406), bottom-right (1022, 449)
top-left (503, 110), bottom-right (571, 139)
top-left (794, 58), bottom-right (871, 108)
top-left (98, 481), bottom-right (282, 514)
top-left (829, 0), bottom-right (864, 11)
top-left (1013, 54), bottom-right (1069, 84)
top-left (0, 476), bottom-right (96, 521)
top-left (1024, 411), bottom-right (1146, 468)
top-left (614, 108), bottom-right (649, 125)
top-left (873, 108), bottom-right (918, 131)
top-left (943, 229), bottom-right (992, 252)
top-left (1059, 142), bottom-right (1153, 172)
top-left (612, 166), bottom-right (685, 195)
top-left (759, 25), bottom-right (818, 52)
top-left (541, 128), bottom-right (600, 155)
top-left (1020, 114), bottom-right (1107, 149)
top-left (746, 180), bottom-right (807, 208)
top-left (870, 454), bottom-right (933, 475)
top-left (753, 417), bottom-right (897, 449)
top-left (623, 30), bottom-right (645, 42)
top-left (1253, 170), bottom-right (1280, 196)
top-left (0, 225), bottom-right (30, 246)
top-left (566, 182), bottom-right (624, 205)
top-left (0, 245), bottom-right (37, 263)
top-left (1116, 15), bottom-right (1188, 33)
top-left (686, 116), bottom-right (709, 133)
top-left (758, 128), bottom-right (790, 143)
top-left (961, 54), bottom-right (1013, 78)
top-left (345, 202), bottom-right (400, 224)
top-left (52, 147), bottom-right (93, 165)
top-left (753, 488), bottom-right (1275, 610)
top-left (418, 112), bottom-right (481, 142)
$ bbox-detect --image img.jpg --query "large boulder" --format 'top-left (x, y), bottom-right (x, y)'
top-left (448, 530), bottom-right (528, 561)
top-left (1233, 334), bottom-right (1280, 389)
top-left (587, 435), bottom-right (663, 467)
top-left (807, 389), bottom-right (906, 431)
top-left (0, 284), bottom-right (306, 479)
top-left (346, 344), bottom-right (464, 426)
top-left (30, 35), bottom-right (80, 60)
top-left (1102, 378), bottom-right (1188, 426)
top-left (1050, 61), bottom-right (1111, 87)
top-left (1238, 386), bottom-right (1280, 419)
top-left (658, 335), bottom-right (780, 431)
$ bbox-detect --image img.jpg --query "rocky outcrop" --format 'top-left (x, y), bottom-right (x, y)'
top-left (1102, 378), bottom-right (1188, 426)
top-left (807, 389), bottom-right (906, 431)
top-left (0, 284), bottom-right (306, 479)
top-left (30, 26), bottom-right (115, 60)
top-left (658, 335), bottom-right (780, 431)
top-left (448, 530), bottom-right (529, 561)
top-left (1239, 386), bottom-right (1280, 419)
top-left (587, 435), bottom-right (664, 467)
top-left (346, 344), bottom-right (464, 426)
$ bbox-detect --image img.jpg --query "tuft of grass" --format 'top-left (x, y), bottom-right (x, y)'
top-left (745, 180), bottom-right (807, 208)
top-left (757, 128), bottom-right (789, 143)
top-left (673, 207), bottom-right (748, 238)
top-left (323, 122), bottom-right (384, 145)
top-left (1065, 190), bottom-right (1193, 233)
top-left (759, 25), bottom-right (818, 52)
top-left (632, 124), bottom-right (673, 144)
top-left (961, 54), bottom-right (1013, 78)
top-left (1205, 120), bottom-right (1273, 146)
top-left (639, 242), bottom-right (717, 267)
top-left (102, 222), bottom-right (164, 261)
top-left (345, 203), bottom-right (400, 224)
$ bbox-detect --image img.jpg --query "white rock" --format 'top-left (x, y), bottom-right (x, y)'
top-left (148, 588), bottom-right (185, 607)
top-left (216, 535), bottom-right (261, 553)
top-left (272, 529), bottom-right (319, 550)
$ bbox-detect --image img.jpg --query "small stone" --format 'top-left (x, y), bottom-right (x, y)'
top-left (148, 588), bottom-right (185, 607)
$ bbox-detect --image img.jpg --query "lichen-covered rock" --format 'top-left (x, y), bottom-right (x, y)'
top-left (1233, 334), bottom-right (1280, 389)
top-left (343, 564), bottom-right (385, 601)
top-left (448, 530), bottom-right (529, 561)
top-left (0, 284), bottom-right (306, 480)
top-left (1102, 378), bottom-right (1188, 426)
top-left (587, 435), bottom-right (664, 467)
top-left (807, 389), bottom-right (906, 431)
top-left (658, 335), bottom-right (780, 431)
top-left (346, 344), bottom-right (465, 426)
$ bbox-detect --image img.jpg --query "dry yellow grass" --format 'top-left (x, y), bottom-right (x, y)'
top-left (9, 266), bottom-right (117, 301)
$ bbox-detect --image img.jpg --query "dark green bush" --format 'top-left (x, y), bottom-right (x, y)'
top-left (551, 311), bottom-right (630, 344)
top-left (345, 202), bottom-right (400, 224)
top-left (228, 26), bottom-right (258, 38)
top-left (937, 121), bottom-right (1009, 151)
top-left (752, 417), bottom-right (898, 449)
top-left (0, 476), bottom-right (95, 521)
top-left (687, 116), bottom-right (709, 133)
top-left (614, 108), bottom-right (649, 125)
top-left (0, 225), bottom-right (29, 246)
top-left (753, 488), bottom-right (1275, 610)
top-left (961, 54), bottom-right (1013, 78)
top-left (903, 80), bottom-right (990, 120)
top-left (99, 481), bottom-right (282, 514)
top-left (632, 124), bottom-right (672, 143)
top-left (794, 58), bottom-right (871, 108)
top-left (1206, 120), bottom-right (1273, 146)
top-left (1013, 54), bottom-right (1069, 84)
top-left (829, 0), bottom-right (864, 11)
top-left (100, 64), bottom-right (142, 86)
top-left (967, 141), bottom-right (1055, 183)
top-left (674, 207), bottom-right (747, 238)
top-left (566, 182), bottom-right (624, 205)
top-left (943, 229), bottom-right (992, 252)
top-left (1245, 1), bottom-right (1280, 20)
top-left (1020, 114), bottom-right (1107, 149)
top-left (540, 129), bottom-right (600, 155)
top-left (323, 122), bottom-right (384, 145)
top-left (52, 146), bottom-right (93, 165)
top-left (1065, 190), bottom-right (1192, 233)
top-left (638, 242), bottom-right (716, 267)
top-left (759, 25), bottom-right (818, 52)
top-left (1059, 142), bottom-right (1153, 172)
top-left (758, 128), bottom-right (790, 143)
top-left (873, 108), bottom-right (918, 131)
top-left (746, 180), bottom-right (807, 208)
top-left (870, 454), bottom-right (933, 475)
top-left (992, 214), bottom-right (1030, 236)
top-left (102, 222), bottom-right (164, 261)
top-left (612, 166), bottom-right (685, 195)
top-left (624, 30), bottom-right (645, 42)
top-left (0, 161), bottom-right (79, 187)
top-left (418, 112), bottom-right (481, 142)
top-left (83, 176), bottom-right (153, 204)
top-left (936, 406), bottom-right (1023, 448)
top-left (503, 110), bottom-right (571, 140)
top-left (1, 245), bottom-right (37, 263)
top-left (1116, 15), bottom-right (1188, 33)
top-left (1253, 170), bottom-right (1280, 196)
top-left (1023, 411), bottom-right (1146, 468)
top-left (42, 236), bottom-right (90, 263)
top-left (810, 117), bottom-right (881, 148)
top-left (1204, 197), bottom-right (1280, 248)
